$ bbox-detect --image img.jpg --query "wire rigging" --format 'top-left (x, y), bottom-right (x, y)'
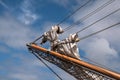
top-left (80, 22), bottom-right (120, 40)
top-left (31, 0), bottom-right (115, 43)
top-left (57, 0), bottom-right (91, 25)
top-left (34, 8), bottom-right (120, 45)
top-left (76, 8), bottom-right (120, 34)
top-left (32, 35), bottom-right (43, 43)
top-left (81, 55), bottom-right (114, 71)
top-left (64, 0), bottom-right (115, 31)
top-left (31, 51), bottom-right (63, 80)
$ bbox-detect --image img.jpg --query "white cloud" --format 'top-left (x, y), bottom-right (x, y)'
top-left (18, 11), bottom-right (38, 25)
top-left (0, 13), bottom-right (39, 49)
top-left (18, 0), bottom-right (39, 25)
top-left (84, 38), bottom-right (118, 64)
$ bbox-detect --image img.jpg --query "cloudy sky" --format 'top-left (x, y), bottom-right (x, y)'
top-left (0, 0), bottom-right (120, 80)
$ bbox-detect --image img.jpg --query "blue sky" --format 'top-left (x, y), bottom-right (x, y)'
top-left (0, 0), bottom-right (120, 80)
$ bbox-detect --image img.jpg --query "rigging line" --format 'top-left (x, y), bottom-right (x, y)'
top-left (60, 17), bottom-right (120, 45)
top-left (64, 0), bottom-right (115, 31)
top-left (31, 52), bottom-right (63, 80)
top-left (76, 8), bottom-right (120, 33)
top-left (32, 35), bottom-right (43, 43)
top-left (31, 0), bottom-right (91, 43)
top-left (81, 55), bottom-right (114, 71)
top-left (57, 0), bottom-right (91, 26)
top-left (80, 22), bottom-right (120, 40)
top-left (30, 0), bottom-right (115, 43)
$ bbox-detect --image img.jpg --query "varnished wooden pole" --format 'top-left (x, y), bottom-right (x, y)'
top-left (28, 43), bottom-right (120, 80)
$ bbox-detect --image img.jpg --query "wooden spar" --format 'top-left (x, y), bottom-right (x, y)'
top-left (28, 43), bottom-right (120, 80)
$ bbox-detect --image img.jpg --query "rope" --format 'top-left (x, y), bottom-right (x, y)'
top-left (80, 22), bottom-right (120, 40)
top-left (76, 8), bottom-right (120, 33)
top-left (27, 0), bottom-right (89, 43)
top-left (57, 0), bottom-right (91, 25)
top-left (64, 0), bottom-right (115, 31)
top-left (81, 55), bottom-right (114, 71)
top-left (31, 52), bottom-right (63, 80)
top-left (57, 9), bottom-right (120, 44)
top-left (31, 0), bottom-right (115, 43)
top-left (32, 35), bottom-right (43, 43)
